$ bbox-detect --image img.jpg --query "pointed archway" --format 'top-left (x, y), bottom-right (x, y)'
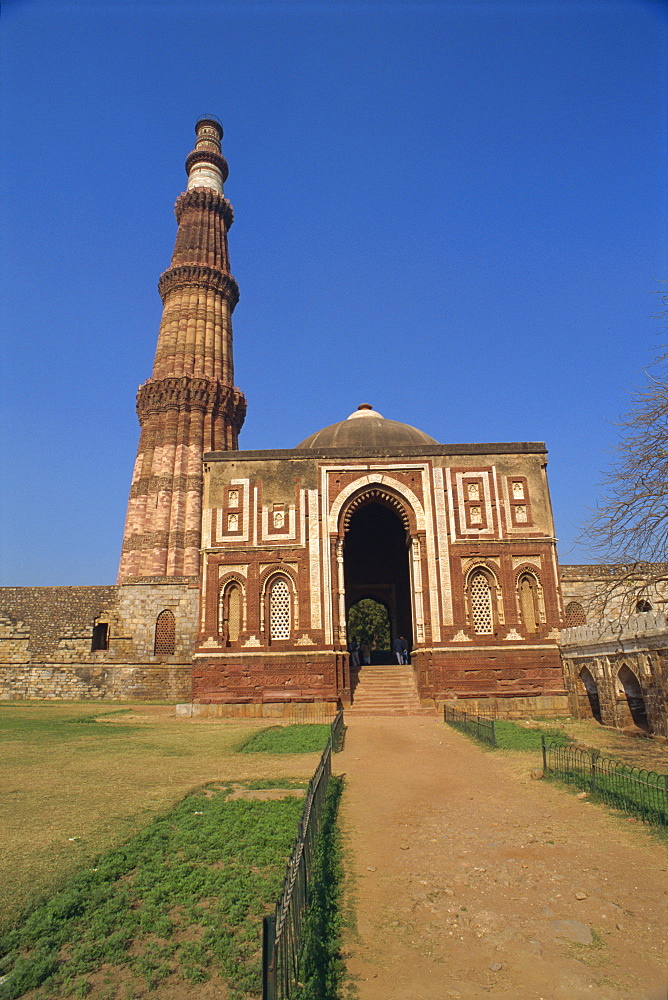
top-left (579, 666), bottom-right (602, 723)
top-left (618, 664), bottom-right (650, 731)
top-left (343, 500), bottom-right (413, 664)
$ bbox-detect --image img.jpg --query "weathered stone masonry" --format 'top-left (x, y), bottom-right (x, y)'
top-left (560, 614), bottom-right (668, 737)
top-left (0, 584), bottom-right (195, 700)
top-left (559, 565), bottom-right (668, 736)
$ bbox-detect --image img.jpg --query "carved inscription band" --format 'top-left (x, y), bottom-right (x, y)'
top-left (129, 474), bottom-right (203, 499)
top-left (121, 529), bottom-right (201, 552)
top-left (136, 377), bottom-right (246, 427)
top-left (158, 265), bottom-right (240, 307)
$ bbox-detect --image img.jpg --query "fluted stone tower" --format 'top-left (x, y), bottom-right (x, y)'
top-left (118, 117), bottom-right (246, 582)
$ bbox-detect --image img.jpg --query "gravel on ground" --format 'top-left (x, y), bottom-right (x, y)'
top-left (336, 716), bottom-right (667, 1000)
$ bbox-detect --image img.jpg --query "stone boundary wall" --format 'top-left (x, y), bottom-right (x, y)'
top-left (0, 583), bottom-right (198, 701)
top-left (560, 620), bottom-right (668, 737)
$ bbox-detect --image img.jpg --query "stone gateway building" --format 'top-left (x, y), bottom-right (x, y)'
top-left (10, 115), bottom-right (660, 725)
top-left (193, 413), bottom-right (566, 714)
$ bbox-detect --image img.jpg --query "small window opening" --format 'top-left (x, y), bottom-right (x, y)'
top-left (219, 582), bottom-right (242, 643)
top-left (91, 623), bottom-right (109, 651)
top-left (635, 599), bottom-right (652, 613)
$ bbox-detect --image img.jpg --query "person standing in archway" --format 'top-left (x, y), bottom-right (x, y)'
top-left (393, 635), bottom-right (407, 665)
top-left (361, 639), bottom-right (372, 666)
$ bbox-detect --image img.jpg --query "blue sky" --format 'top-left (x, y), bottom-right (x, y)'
top-left (1, 0), bottom-right (666, 585)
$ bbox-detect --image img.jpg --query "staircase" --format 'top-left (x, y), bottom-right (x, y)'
top-left (348, 662), bottom-right (434, 716)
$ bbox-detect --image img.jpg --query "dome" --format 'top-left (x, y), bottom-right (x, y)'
top-left (296, 404), bottom-right (438, 450)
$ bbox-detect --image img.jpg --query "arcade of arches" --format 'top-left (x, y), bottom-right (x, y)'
top-left (566, 659), bottom-right (655, 733)
top-left (559, 564), bottom-right (668, 736)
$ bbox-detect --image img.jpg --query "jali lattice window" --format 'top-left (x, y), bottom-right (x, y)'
top-left (470, 571), bottom-right (493, 634)
top-left (564, 602), bottom-right (586, 627)
top-left (154, 609), bottom-right (176, 654)
top-left (269, 578), bottom-right (291, 640)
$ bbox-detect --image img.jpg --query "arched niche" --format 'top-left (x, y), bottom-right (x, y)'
top-left (617, 664), bottom-right (650, 732)
top-left (579, 665), bottom-right (602, 723)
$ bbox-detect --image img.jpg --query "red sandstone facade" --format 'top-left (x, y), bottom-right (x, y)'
top-left (193, 412), bottom-right (568, 715)
top-left (118, 117), bottom-right (246, 582)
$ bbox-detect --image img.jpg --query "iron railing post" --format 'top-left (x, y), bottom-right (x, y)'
top-left (590, 748), bottom-right (599, 793)
top-left (541, 735), bottom-right (547, 773)
top-left (263, 914), bottom-right (276, 1000)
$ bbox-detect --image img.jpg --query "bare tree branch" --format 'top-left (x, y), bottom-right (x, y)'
top-left (577, 294), bottom-right (668, 619)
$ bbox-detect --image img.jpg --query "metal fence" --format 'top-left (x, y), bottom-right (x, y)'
top-left (541, 738), bottom-right (668, 828)
top-left (330, 705), bottom-right (345, 752)
top-left (262, 708), bottom-right (344, 999)
top-left (443, 705), bottom-right (496, 748)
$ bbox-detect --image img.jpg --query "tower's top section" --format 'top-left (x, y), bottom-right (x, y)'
top-left (185, 116), bottom-right (229, 194)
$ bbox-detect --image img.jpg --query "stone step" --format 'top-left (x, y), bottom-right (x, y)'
top-left (351, 697), bottom-right (422, 707)
top-left (355, 677), bottom-right (415, 691)
top-left (349, 691), bottom-right (417, 699)
top-left (347, 706), bottom-right (439, 717)
top-left (349, 662), bottom-right (424, 715)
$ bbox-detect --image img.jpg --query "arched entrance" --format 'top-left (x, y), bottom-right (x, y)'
top-left (579, 666), bottom-right (602, 723)
top-left (343, 500), bottom-right (413, 664)
top-left (618, 664), bottom-right (650, 731)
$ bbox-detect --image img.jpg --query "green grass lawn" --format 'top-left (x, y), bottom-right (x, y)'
top-left (444, 714), bottom-right (569, 752)
top-left (0, 703), bottom-right (325, 932)
top-left (492, 720), bottom-right (570, 751)
top-left (0, 782), bottom-right (306, 1000)
top-left (237, 723), bottom-right (333, 754)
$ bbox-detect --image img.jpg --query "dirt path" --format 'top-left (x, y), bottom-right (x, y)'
top-left (336, 717), bottom-right (667, 1000)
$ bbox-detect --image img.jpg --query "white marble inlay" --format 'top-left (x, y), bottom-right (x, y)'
top-left (432, 466), bottom-right (453, 626)
top-left (308, 489), bottom-right (322, 630)
top-left (187, 163), bottom-right (223, 193)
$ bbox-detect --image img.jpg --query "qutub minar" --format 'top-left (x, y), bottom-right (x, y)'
top-left (2, 116), bottom-right (630, 722)
top-left (119, 117), bottom-right (246, 582)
